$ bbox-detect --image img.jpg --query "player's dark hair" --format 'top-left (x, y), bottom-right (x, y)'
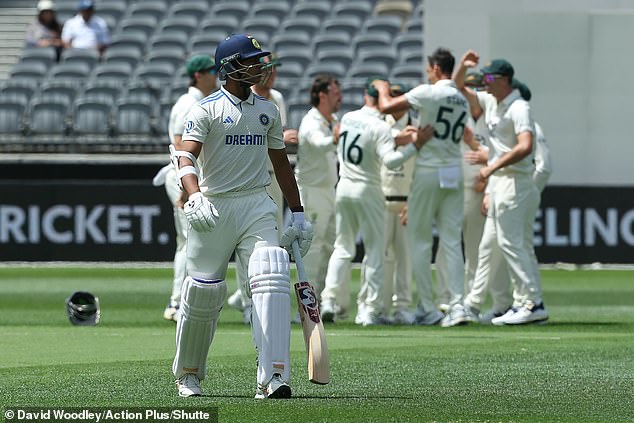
top-left (427, 48), bottom-right (455, 76)
top-left (310, 74), bottom-right (339, 107)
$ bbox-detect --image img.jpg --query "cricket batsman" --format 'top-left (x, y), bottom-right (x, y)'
top-left (170, 33), bottom-right (313, 399)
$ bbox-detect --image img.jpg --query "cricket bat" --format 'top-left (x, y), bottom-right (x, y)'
top-left (291, 241), bottom-right (330, 385)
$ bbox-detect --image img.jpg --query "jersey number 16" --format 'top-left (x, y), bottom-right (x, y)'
top-left (339, 130), bottom-right (363, 165)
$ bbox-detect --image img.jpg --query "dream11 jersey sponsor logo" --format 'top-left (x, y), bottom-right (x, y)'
top-left (0, 204), bottom-right (167, 245)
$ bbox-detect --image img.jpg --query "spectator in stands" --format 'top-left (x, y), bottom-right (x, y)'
top-left (61, 0), bottom-right (110, 56)
top-left (25, 0), bottom-right (63, 57)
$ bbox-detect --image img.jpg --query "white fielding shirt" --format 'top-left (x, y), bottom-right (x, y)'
top-left (381, 112), bottom-right (418, 198)
top-left (61, 14), bottom-right (110, 48)
top-left (477, 89), bottom-right (535, 175)
top-left (295, 107), bottom-right (338, 188)
top-left (405, 79), bottom-right (470, 168)
top-left (182, 87), bottom-right (284, 194)
top-left (169, 86), bottom-right (205, 142)
top-left (338, 106), bottom-right (417, 185)
top-left (533, 122), bottom-right (553, 192)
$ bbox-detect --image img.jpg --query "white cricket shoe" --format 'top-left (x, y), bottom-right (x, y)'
top-left (440, 303), bottom-right (470, 327)
top-left (163, 304), bottom-right (179, 322)
top-left (176, 373), bottom-right (202, 397)
top-left (392, 308), bottom-right (416, 325)
top-left (354, 302), bottom-right (367, 325)
top-left (227, 289), bottom-right (244, 311)
top-left (491, 307), bottom-right (518, 326)
top-left (479, 308), bottom-right (510, 325)
top-left (255, 374), bottom-right (291, 399)
top-left (360, 312), bottom-right (388, 326)
top-left (414, 307), bottom-right (444, 326)
top-left (320, 298), bottom-right (336, 323)
top-left (503, 303), bottom-right (549, 325)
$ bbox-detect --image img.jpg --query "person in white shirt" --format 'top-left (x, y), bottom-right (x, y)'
top-left (153, 55), bottom-right (218, 322)
top-left (170, 34), bottom-right (312, 399)
top-left (61, 0), bottom-right (110, 55)
top-left (374, 48), bottom-right (471, 327)
top-left (227, 54), bottom-right (300, 323)
top-left (295, 75), bottom-right (341, 307)
top-left (321, 78), bottom-right (434, 326)
top-left (453, 51), bottom-right (548, 325)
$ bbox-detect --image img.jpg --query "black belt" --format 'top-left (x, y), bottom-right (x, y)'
top-left (385, 196), bottom-right (408, 202)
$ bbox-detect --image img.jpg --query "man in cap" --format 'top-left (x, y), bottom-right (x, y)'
top-left (374, 47), bottom-right (471, 327)
top-left (154, 55), bottom-right (218, 322)
top-left (453, 51), bottom-right (548, 325)
top-left (169, 34), bottom-right (312, 399)
top-left (320, 77), bottom-right (434, 326)
top-left (61, 0), bottom-right (110, 55)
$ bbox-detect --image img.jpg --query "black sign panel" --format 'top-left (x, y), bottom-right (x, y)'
top-left (0, 181), bottom-right (174, 261)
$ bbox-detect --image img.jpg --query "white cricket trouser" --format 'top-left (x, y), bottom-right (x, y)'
top-left (379, 201), bottom-right (412, 311)
top-left (165, 168), bottom-right (188, 305)
top-left (322, 179), bottom-right (385, 315)
top-left (407, 167), bottom-right (464, 312)
top-left (466, 173), bottom-right (542, 309)
top-left (298, 184), bottom-right (336, 299)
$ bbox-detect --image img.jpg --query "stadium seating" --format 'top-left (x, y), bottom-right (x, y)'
top-left (0, 0), bottom-right (425, 151)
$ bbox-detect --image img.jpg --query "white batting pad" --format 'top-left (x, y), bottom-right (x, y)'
top-left (249, 241), bottom-right (291, 385)
top-left (173, 276), bottom-right (226, 380)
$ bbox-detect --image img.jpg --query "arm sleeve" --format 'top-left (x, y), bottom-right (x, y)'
top-left (533, 124), bottom-right (553, 192)
top-left (301, 120), bottom-right (334, 150)
top-left (512, 101), bottom-right (534, 135)
top-left (181, 104), bottom-right (211, 143)
top-left (377, 124), bottom-right (417, 169)
top-left (404, 84), bottom-right (431, 110)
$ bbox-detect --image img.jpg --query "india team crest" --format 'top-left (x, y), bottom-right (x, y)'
top-left (252, 38), bottom-right (261, 49)
top-left (259, 113), bottom-right (269, 126)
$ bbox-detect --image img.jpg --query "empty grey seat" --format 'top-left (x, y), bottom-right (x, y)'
top-left (250, 2), bottom-right (291, 22)
top-left (0, 79), bottom-right (38, 104)
top-left (394, 33), bottom-right (423, 55)
top-left (199, 16), bottom-right (240, 36)
top-left (148, 32), bottom-right (188, 53)
top-left (114, 97), bottom-right (155, 135)
top-left (9, 62), bottom-right (47, 81)
top-left (0, 98), bottom-right (27, 134)
top-left (390, 63), bottom-right (423, 79)
top-left (404, 17), bottom-right (423, 33)
top-left (146, 48), bottom-right (186, 70)
top-left (118, 16), bottom-right (158, 38)
top-left (90, 62), bottom-right (134, 82)
top-left (159, 16), bottom-right (198, 36)
top-left (167, 1), bottom-right (209, 21)
top-left (242, 16), bottom-right (280, 40)
top-left (341, 82), bottom-right (366, 104)
top-left (316, 49), bottom-right (355, 69)
top-left (98, 0), bottom-right (127, 23)
top-left (133, 63), bottom-right (175, 82)
top-left (18, 47), bottom-right (57, 68)
top-left (60, 48), bottom-right (99, 69)
top-left (127, 1), bottom-right (168, 22)
top-left (125, 82), bottom-right (163, 103)
top-left (401, 49), bottom-right (423, 65)
top-left (81, 81), bottom-right (123, 105)
top-left (346, 62), bottom-right (390, 80)
top-left (275, 62), bottom-right (303, 79)
top-left (40, 79), bottom-right (79, 105)
top-left (187, 33), bottom-right (223, 56)
top-left (332, 2), bottom-right (373, 21)
top-left (47, 62), bottom-right (91, 80)
top-left (357, 49), bottom-right (397, 69)
top-left (306, 62), bottom-right (346, 79)
top-left (281, 16), bottom-right (321, 38)
top-left (72, 96), bottom-right (113, 135)
top-left (109, 32), bottom-right (147, 55)
top-left (271, 32), bottom-right (311, 52)
top-left (28, 97), bottom-right (70, 135)
top-left (313, 31), bottom-right (351, 53)
top-left (103, 46), bottom-right (142, 68)
top-left (291, 1), bottom-right (331, 21)
top-left (322, 17), bottom-right (363, 39)
top-left (209, 2), bottom-right (250, 22)
top-left (276, 48), bottom-right (313, 70)
top-left (286, 98), bottom-right (311, 130)
top-left (352, 33), bottom-right (392, 54)
top-left (363, 15), bottom-right (403, 38)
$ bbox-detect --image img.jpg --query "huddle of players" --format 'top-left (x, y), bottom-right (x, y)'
top-left (296, 47), bottom-right (552, 327)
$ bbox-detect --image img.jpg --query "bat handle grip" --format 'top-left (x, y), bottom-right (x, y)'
top-left (291, 240), bottom-right (307, 281)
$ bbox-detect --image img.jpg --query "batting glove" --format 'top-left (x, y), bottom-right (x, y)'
top-left (281, 211), bottom-right (313, 258)
top-left (184, 192), bottom-right (219, 232)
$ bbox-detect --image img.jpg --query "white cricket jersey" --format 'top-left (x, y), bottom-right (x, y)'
top-left (338, 106), bottom-right (415, 185)
top-left (295, 107), bottom-right (338, 188)
top-left (169, 86), bottom-right (205, 143)
top-left (381, 112), bottom-right (418, 198)
top-left (461, 115), bottom-right (488, 185)
top-left (270, 88), bottom-right (287, 127)
top-left (477, 89), bottom-right (535, 175)
top-left (405, 79), bottom-right (470, 168)
top-left (182, 86), bottom-right (284, 194)
top-left (533, 122), bottom-right (552, 192)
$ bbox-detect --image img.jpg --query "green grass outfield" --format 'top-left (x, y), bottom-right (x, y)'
top-left (1, 266), bottom-right (633, 423)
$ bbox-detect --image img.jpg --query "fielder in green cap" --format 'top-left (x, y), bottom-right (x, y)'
top-left (186, 54), bottom-right (216, 79)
